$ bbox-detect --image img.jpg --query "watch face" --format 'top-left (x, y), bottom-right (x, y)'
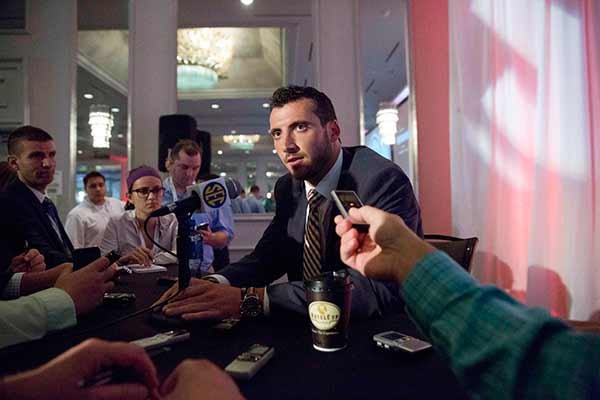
top-left (241, 295), bottom-right (261, 318)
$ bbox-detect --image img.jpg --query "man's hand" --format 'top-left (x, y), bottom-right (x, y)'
top-left (334, 206), bottom-right (435, 283)
top-left (199, 226), bottom-right (229, 248)
top-left (9, 249), bottom-right (46, 273)
top-left (119, 247), bottom-right (153, 267)
top-left (161, 359), bottom-right (244, 400)
top-left (54, 257), bottom-right (117, 315)
top-left (157, 278), bottom-right (241, 320)
top-left (2, 338), bottom-right (159, 400)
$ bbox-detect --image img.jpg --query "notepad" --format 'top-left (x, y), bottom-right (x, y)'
top-left (127, 264), bottom-right (168, 274)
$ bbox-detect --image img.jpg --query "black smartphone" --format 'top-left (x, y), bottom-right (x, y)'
top-left (330, 190), bottom-right (369, 233)
top-left (73, 247), bottom-right (101, 270)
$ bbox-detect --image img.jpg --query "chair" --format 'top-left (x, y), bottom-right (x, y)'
top-left (424, 234), bottom-right (478, 272)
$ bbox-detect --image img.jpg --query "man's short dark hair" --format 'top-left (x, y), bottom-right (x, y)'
top-left (83, 171), bottom-right (105, 187)
top-left (269, 86), bottom-right (337, 126)
top-left (250, 185), bottom-right (260, 193)
top-left (169, 139), bottom-right (202, 161)
top-left (7, 125), bottom-right (54, 156)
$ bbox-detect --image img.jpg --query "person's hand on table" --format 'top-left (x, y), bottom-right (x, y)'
top-left (54, 256), bottom-right (117, 315)
top-left (156, 278), bottom-right (242, 320)
top-left (119, 246), bottom-right (153, 267)
top-left (161, 359), bottom-right (244, 400)
top-left (9, 248), bottom-right (46, 273)
top-left (334, 206), bottom-right (435, 284)
top-left (1, 338), bottom-right (159, 400)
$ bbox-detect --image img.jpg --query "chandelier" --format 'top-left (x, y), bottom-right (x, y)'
top-left (376, 103), bottom-right (399, 145)
top-left (223, 134), bottom-right (261, 151)
top-left (88, 104), bottom-right (114, 148)
top-left (177, 28), bottom-right (235, 90)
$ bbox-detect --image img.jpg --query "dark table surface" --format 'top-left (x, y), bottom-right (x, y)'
top-left (0, 268), bottom-right (468, 399)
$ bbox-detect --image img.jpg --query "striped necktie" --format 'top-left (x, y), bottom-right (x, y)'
top-left (303, 189), bottom-right (325, 280)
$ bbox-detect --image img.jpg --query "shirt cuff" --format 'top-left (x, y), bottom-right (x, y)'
top-left (206, 274), bottom-right (230, 285)
top-left (263, 288), bottom-right (270, 317)
top-left (35, 287), bottom-right (77, 331)
top-left (2, 273), bottom-right (24, 299)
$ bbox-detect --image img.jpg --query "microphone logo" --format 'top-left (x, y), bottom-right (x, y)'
top-left (203, 181), bottom-right (227, 208)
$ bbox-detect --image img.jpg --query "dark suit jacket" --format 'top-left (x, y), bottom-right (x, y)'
top-left (1, 180), bottom-right (73, 269)
top-left (219, 146), bottom-right (423, 318)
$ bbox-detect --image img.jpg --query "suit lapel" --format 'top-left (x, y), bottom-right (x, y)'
top-left (15, 181), bottom-right (70, 252)
top-left (323, 148), bottom-right (355, 271)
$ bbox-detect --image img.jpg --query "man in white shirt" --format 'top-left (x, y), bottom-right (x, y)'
top-left (65, 171), bottom-right (124, 248)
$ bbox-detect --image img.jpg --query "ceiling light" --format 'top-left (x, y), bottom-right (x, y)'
top-left (177, 28), bottom-right (235, 90)
top-left (219, 172), bottom-right (227, 177)
top-left (262, 103), bottom-right (270, 109)
top-left (117, 134), bottom-right (124, 138)
top-left (217, 150), bottom-right (223, 155)
top-left (272, 149), bottom-right (277, 154)
top-left (245, 150), bottom-right (250, 155)
top-left (111, 107), bottom-right (120, 113)
top-left (77, 150), bottom-right (83, 155)
top-left (88, 104), bottom-right (114, 148)
top-left (376, 103), bottom-right (399, 145)
top-left (211, 104), bottom-right (220, 110)
top-left (83, 93), bottom-right (94, 99)
top-left (266, 171), bottom-right (273, 178)
top-left (240, 0), bottom-right (254, 5)
top-left (223, 134), bottom-right (260, 150)
top-left (231, 130), bottom-right (236, 134)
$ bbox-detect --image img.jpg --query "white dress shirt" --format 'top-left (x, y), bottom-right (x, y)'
top-left (65, 197), bottom-right (125, 248)
top-left (99, 210), bottom-right (178, 264)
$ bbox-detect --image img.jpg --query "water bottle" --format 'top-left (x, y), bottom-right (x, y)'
top-left (188, 223), bottom-right (204, 278)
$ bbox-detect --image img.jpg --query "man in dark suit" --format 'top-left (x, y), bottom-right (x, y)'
top-left (157, 86), bottom-right (422, 320)
top-left (3, 126), bottom-right (74, 269)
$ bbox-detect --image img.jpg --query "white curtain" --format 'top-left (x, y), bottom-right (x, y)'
top-left (449, 0), bottom-right (600, 320)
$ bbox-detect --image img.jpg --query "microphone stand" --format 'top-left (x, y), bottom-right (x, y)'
top-left (176, 212), bottom-right (193, 289)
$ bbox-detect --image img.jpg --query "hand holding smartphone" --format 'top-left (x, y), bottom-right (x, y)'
top-left (330, 190), bottom-right (370, 233)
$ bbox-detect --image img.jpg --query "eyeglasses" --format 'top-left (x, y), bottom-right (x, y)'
top-left (130, 186), bottom-right (164, 198)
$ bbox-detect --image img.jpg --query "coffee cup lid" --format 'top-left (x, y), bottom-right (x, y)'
top-left (304, 269), bottom-right (353, 292)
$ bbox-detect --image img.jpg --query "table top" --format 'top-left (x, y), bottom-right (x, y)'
top-left (0, 268), bottom-right (468, 399)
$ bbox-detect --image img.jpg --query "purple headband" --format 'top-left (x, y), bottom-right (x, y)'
top-left (126, 165), bottom-right (162, 190)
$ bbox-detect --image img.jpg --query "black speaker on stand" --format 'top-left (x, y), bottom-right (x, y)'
top-left (158, 114), bottom-right (199, 172)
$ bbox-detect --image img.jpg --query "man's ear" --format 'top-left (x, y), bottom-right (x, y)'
top-left (165, 158), bottom-right (173, 172)
top-left (327, 120), bottom-right (341, 143)
top-left (7, 155), bottom-right (18, 171)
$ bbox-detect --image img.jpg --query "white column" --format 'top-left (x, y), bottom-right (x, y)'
top-left (29, 0), bottom-right (77, 217)
top-left (255, 157), bottom-right (267, 195)
top-left (312, 0), bottom-right (363, 146)
top-left (128, 0), bottom-right (177, 169)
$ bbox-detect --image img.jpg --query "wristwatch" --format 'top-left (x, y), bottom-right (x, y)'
top-left (240, 287), bottom-right (262, 318)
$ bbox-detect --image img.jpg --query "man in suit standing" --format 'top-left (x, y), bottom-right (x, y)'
top-left (157, 86), bottom-right (422, 320)
top-left (4, 126), bottom-right (74, 268)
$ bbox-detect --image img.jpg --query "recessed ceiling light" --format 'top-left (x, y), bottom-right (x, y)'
top-left (240, 0), bottom-right (254, 5)
top-left (83, 93), bottom-right (94, 99)
top-left (211, 104), bottom-right (220, 110)
top-left (111, 107), bottom-right (120, 113)
top-left (117, 134), bottom-right (124, 138)
top-left (230, 130), bottom-right (236, 134)
top-left (219, 172), bottom-right (227, 177)
top-left (262, 103), bottom-right (270, 109)
top-left (217, 150), bottom-right (223, 155)
top-left (272, 149), bottom-right (277, 154)
top-left (77, 150), bottom-right (83, 155)
top-left (245, 150), bottom-right (250, 155)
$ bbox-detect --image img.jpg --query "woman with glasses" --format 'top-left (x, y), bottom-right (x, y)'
top-left (100, 166), bottom-right (177, 266)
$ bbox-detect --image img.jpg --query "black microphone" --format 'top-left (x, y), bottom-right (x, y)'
top-left (149, 191), bottom-right (201, 218)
